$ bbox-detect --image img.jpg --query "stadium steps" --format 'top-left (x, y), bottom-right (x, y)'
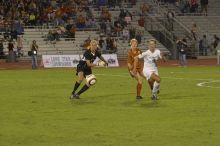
top-left (12, 2), bottom-right (169, 60)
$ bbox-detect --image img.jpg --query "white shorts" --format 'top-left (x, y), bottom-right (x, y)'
top-left (143, 69), bottom-right (159, 80)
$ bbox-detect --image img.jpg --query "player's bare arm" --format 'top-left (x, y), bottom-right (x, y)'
top-left (86, 60), bottom-right (96, 67)
top-left (99, 56), bottom-right (108, 66)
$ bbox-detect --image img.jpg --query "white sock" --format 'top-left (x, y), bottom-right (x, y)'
top-left (153, 81), bottom-right (160, 94)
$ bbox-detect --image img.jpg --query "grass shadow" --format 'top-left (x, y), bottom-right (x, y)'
top-left (163, 94), bottom-right (193, 100)
top-left (90, 92), bottom-right (134, 99)
top-left (69, 98), bottom-right (97, 105)
top-left (122, 98), bottom-right (167, 109)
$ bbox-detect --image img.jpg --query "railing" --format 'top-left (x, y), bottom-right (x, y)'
top-left (145, 0), bottom-right (201, 58)
top-left (144, 15), bottom-right (177, 58)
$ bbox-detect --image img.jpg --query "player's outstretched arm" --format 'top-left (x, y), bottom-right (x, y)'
top-left (99, 56), bottom-right (108, 66)
top-left (86, 60), bottom-right (96, 67)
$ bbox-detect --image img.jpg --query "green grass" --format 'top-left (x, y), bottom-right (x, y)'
top-left (0, 67), bottom-right (220, 146)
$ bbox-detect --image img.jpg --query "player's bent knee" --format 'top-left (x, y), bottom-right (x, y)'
top-left (77, 79), bottom-right (83, 83)
top-left (156, 78), bottom-right (161, 83)
top-left (138, 79), bottom-right (142, 84)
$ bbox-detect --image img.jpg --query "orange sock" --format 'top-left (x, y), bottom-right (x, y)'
top-left (137, 83), bottom-right (142, 96)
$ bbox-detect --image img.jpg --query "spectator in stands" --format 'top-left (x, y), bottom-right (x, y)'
top-left (53, 28), bottom-right (60, 41)
top-left (106, 36), bottom-right (112, 51)
top-left (138, 16), bottom-right (145, 27)
top-left (88, 0), bottom-right (94, 5)
top-left (201, 35), bottom-right (208, 56)
top-left (77, 7), bottom-right (86, 18)
top-left (129, 27), bottom-right (136, 40)
top-left (17, 35), bottom-right (24, 57)
top-left (82, 36), bottom-right (91, 49)
top-left (47, 30), bottom-right (55, 42)
top-left (191, 23), bottom-right (197, 40)
top-left (30, 40), bottom-right (38, 69)
top-left (108, 0), bottom-right (117, 8)
top-left (100, 21), bottom-right (107, 34)
top-left (167, 9), bottom-right (175, 31)
top-left (100, 8), bottom-right (112, 22)
top-left (200, 0), bottom-right (208, 15)
top-left (212, 35), bottom-right (220, 53)
top-left (180, 0), bottom-right (190, 13)
top-left (98, 0), bottom-right (107, 7)
top-left (190, 0), bottom-right (198, 13)
top-left (0, 39), bottom-right (4, 59)
top-left (140, 3), bottom-right (149, 16)
top-left (86, 18), bottom-right (96, 28)
top-left (99, 37), bottom-right (107, 53)
top-left (135, 31), bottom-right (142, 44)
top-left (106, 37), bottom-right (117, 53)
top-left (212, 35), bottom-right (220, 48)
top-left (122, 26), bottom-right (129, 43)
top-left (15, 20), bottom-right (24, 35)
top-left (199, 39), bottom-right (203, 55)
top-left (130, 0), bottom-right (137, 5)
top-left (7, 40), bottom-right (16, 62)
top-left (103, 40), bottom-right (108, 53)
top-left (3, 31), bottom-right (10, 41)
top-left (176, 38), bottom-right (187, 67)
top-left (29, 13), bottom-right (36, 26)
top-left (202, 35), bottom-right (209, 56)
top-left (125, 10), bottom-right (132, 24)
top-left (115, 23), bottom-right (123, 37)
top-left (76, 15), bottom-right (86, 29)
top-left (119, 9), bottom-right (126, 20)
top-left (106, 21), bottom-right (112, 36)
top-left (110, 38), bottom-right (117, 53)
top-left (8, 40), bottom-right (14, 53)
top-left (11, 28), bottom-right (17, 40)
top-left (66, 21), bottom-right (76, 38)
top-left (99, 36), bottom-right (105, 49)
top-left (69, 24), bottom-right (76, 38)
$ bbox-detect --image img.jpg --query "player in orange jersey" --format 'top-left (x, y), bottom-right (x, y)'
top-left (127, 39), bottom-right (144, 100)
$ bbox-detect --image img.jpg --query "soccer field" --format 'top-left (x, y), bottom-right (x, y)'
top-left (0, 67), bottom-right (220, 146)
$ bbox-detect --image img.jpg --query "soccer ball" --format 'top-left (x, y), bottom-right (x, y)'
top-left (86, 74), bottom-right (97, 85)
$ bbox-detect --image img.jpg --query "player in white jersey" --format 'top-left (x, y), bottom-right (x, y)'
top-left (133, 39), bottom-right (166, 100)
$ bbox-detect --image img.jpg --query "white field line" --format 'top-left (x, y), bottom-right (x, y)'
top-left (95, 73), bottom-right (220, 81)
top-left (197, 81), bottom-right (220, 89)
top-left (95, 73), bottom-right (220, 89)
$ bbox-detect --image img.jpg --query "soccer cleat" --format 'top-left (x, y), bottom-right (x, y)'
top-left (70, 94), bottom-right (80, 99)
top-left (151, 94), bottom-right (157, 100)
top-left (136, 96), bottom-right (143, 100)
top-left (156, 95), bottom-right (159, 100)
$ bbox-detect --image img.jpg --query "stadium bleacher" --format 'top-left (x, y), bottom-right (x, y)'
top-left (0, 0), bottom-right (219, 60)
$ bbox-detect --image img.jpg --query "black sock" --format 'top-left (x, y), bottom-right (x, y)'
top-left (77, 84), bottom-right (89, 95)
top-left (72, 81), bottom-right (80, 94)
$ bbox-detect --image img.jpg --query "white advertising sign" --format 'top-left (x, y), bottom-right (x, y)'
top-left (42, 54), bottom-right (119, 68)
top-left (42, 55), bottom-right (80, 68)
